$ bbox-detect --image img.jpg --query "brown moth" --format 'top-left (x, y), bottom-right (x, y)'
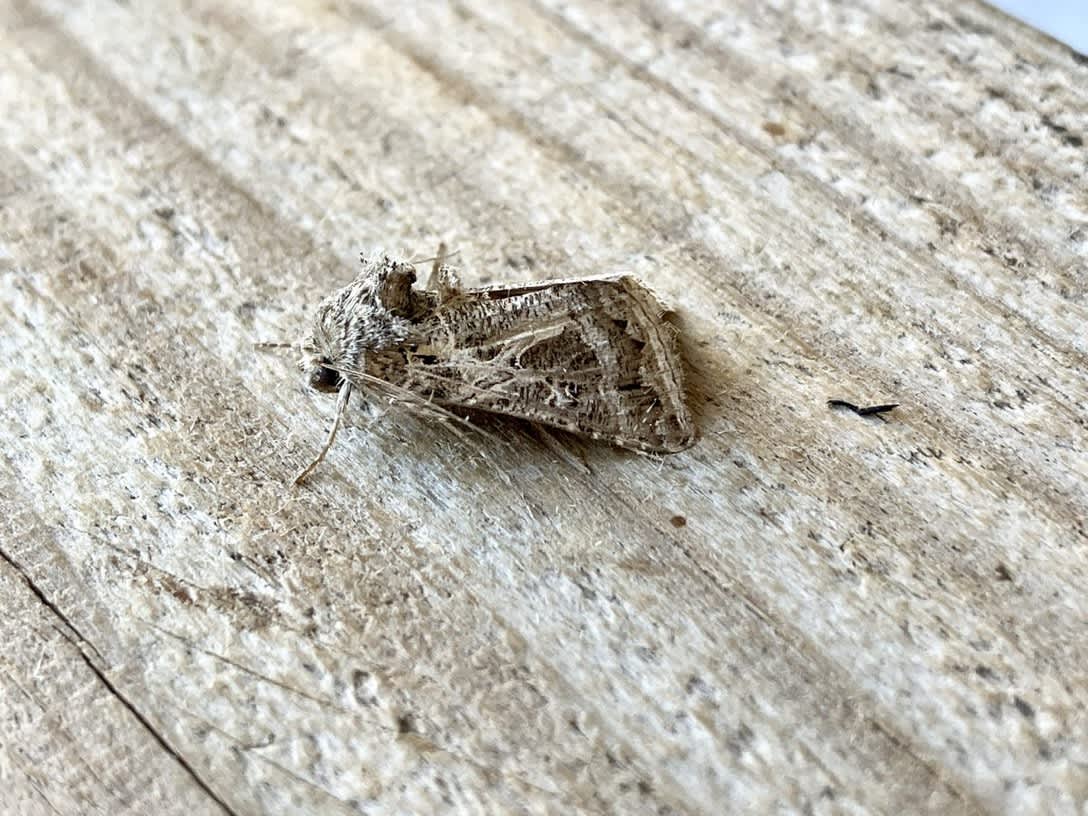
top-left (292, 251), bottom-right (695, 482)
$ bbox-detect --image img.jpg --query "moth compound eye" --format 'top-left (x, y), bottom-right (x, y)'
top-left (308, 365), bottom-right (342, 393)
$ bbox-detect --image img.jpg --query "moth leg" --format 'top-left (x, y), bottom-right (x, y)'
top-left (294, 382), bottom-right (352, 485)
top-left (426, 242), bottom-right (462, 304)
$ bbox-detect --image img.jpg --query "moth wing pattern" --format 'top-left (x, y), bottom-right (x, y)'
top-left (389, 275), bottom-right (695, 453)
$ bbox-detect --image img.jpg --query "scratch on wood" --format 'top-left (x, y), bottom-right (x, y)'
top-left (1, 545), bottom-right (238, 814)
top-left (0, 545), bottom-right (103, 662)
top-left (71, 645), bottom-right (241, 816)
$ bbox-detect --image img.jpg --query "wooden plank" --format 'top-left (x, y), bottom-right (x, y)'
top-left (1, 0), bottom-right (1085, 813)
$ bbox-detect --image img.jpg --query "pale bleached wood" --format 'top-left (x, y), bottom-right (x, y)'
top-left (1, 0), bottom-right (1086, 814)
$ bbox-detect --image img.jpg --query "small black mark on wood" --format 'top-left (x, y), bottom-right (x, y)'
top-left (1040, 115), bottom-right (1084, 148)
top-left (1013, 696), bottom-right (1035, 719)
top-left (827, 399), bottom-right (899, 417)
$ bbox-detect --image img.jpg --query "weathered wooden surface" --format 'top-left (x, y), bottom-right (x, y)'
top-left (1, 1), bottom-right (1086, 813)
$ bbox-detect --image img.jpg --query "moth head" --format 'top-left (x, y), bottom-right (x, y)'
top-left (300, 311), bottom-right (355, 394)
top-left (298, 291), bottom-right (357, 394)
top-left (299, 264), bottom-right (412, 394)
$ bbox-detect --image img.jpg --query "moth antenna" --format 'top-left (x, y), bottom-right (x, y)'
top-left (294, 381), bottom-right (352, 485)
top-left (411, 244), bottom-right (461, 267)
top-left (254, 341), bottom-right (297, 352)
top-left (431, 242), bottom-right (449, 283)
top-left (421, 243), bottom-right (463, 303)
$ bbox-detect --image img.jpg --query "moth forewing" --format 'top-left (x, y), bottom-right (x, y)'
top-left (294, 255), bottom-right (695, 480)
top-left (405, 276), bottom-right (694, 453)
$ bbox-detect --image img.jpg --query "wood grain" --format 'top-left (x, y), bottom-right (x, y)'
top-left (1, 0), bottom-right (1086, 813)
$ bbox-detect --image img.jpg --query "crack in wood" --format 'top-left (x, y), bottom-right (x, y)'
top-left (1, 545), bottom-right (239, 816)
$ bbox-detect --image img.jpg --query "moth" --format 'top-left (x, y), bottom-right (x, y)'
top-left (289, 250), bottom-right (695, 482)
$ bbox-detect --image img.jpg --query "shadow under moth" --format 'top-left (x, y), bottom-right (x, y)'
top-left (287, 250), bottom-right (695, 482)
